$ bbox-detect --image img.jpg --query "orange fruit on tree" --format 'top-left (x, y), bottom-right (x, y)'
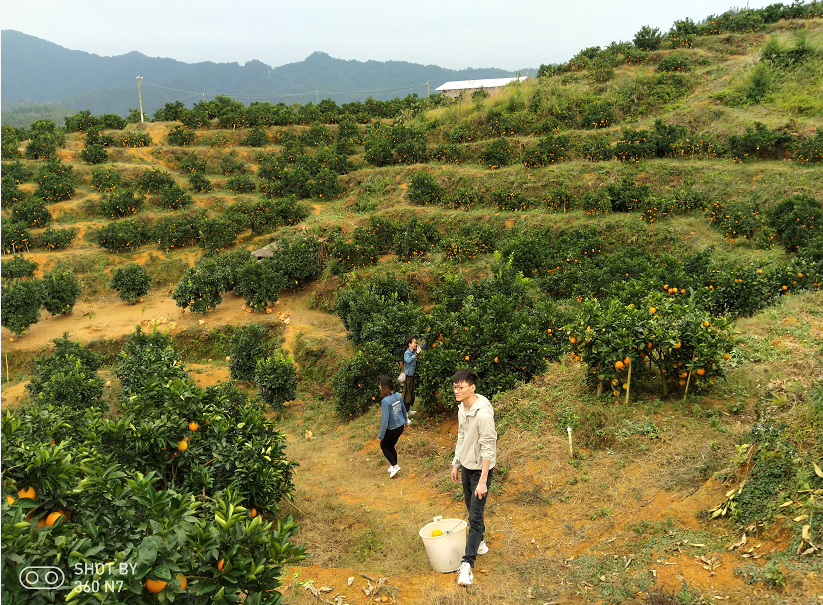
top-left (46, 511), bottom-right (64, 526)
top-left (177, 440), bottom-right (188, 452)
top-left (465, 355), bottom-right (470, 361)
top-left (38, 518), bottom-right (47, 529)
top-left (703, 321), bottom-right (710, 327)
top-left (189, 422), bottom-right (199, 432)
top-left (624, 357), bottom-right (631, 365)
top-left (6, 495), bottom-right (15, 506)
top-left (723, 353), bottom-right (731, 360)
top-left (493, 357), bottom-right (498, 363)
top-left (613, 390), bottom-right (620, 397)
top-left (217, 559), bottom-right (225, 572)
top-left (649, 307), bottom-right (656, 314)
top-left (679, 379), bottom-right (687, 386)
top-left (570, 337), bottom-right (576, 343)
top-left (673, 342), bottom-right (681, 349)
top-left (696, 368), bottom-right (706, 376)
top-left (17, 487), bottom-right (36, 500)
top-left (250, 508), bottom-right (257, 518)
top-left (146, 579), bottom-right (167, 593)
top-left (615, 360), bottom-right (624, 370)
top-left (177, 574), bottom-right (187, 591)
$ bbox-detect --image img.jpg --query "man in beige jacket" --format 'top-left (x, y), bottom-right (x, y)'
top-left (449, 369), bottom-right (497, 587)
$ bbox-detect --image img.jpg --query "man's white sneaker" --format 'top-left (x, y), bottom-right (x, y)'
top-left (477, 540), bottom-right (489, 556)
top-left (389, 465), bottom-right (401, 478)
top-left (457, 562), bottom-right (473, 587)
top-left (387, 465), bottom-right (394, 474)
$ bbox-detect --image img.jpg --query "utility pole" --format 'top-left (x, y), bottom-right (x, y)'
top-left (426, 81), bottom-right (429, 98)
top-left (136, 76), bottom-right (144, 123)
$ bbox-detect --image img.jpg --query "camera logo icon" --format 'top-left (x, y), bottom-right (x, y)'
top-left (19, 566), bottom-right (65, 590)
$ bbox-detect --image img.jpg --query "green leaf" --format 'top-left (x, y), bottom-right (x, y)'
top-left (197, 581), bottom-right (218, 594)
top-left (138, 537), bottom-right (157, 565)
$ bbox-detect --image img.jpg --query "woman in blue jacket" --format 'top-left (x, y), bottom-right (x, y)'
top-left (403, 336), bottom-right (425, 414)
top-left (377, 375), bottom-right (409, 479)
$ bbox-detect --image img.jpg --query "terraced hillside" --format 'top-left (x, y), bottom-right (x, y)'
top-left (2, 9), bottom-right (822, 605)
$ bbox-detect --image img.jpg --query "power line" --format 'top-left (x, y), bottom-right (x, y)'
top-left (141, 80), bottom-right (427, 100)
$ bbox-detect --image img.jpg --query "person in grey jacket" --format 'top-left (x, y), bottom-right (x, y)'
top-left (402, 336), bottom-right (425, 414)
top-left (449, 369), bottom-right (496, 588)
top-left (377, 375), bottom-right (409, 479)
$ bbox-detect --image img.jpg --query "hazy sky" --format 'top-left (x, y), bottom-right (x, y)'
top-left (3, 0), bottom-right (772, 70)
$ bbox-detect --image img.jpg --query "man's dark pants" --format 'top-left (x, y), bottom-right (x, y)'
top-left (460, 465), bottom-right (494, 567)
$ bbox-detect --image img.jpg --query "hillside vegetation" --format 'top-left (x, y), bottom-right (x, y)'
top-left (2, 4), bottom-right (823, 604)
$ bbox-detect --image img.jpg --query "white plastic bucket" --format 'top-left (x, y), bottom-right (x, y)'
top-left (418, 516), bottom-right (467, 573)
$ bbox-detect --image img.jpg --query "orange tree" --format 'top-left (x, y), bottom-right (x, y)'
top-left (1, 328), bottom-right (305, 604)
top-left (568, 292), bottom-right (733, 400)
top-left (415, 257), bottom-right (569, 411)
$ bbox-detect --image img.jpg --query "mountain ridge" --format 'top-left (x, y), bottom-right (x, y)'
top-left (1, 30), bottom-right (520, 117)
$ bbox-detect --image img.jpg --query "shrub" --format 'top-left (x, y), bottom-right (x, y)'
top-left (99, 188), bottom-right (144, 218)
top-left (220, 152), bottom-right (247, 175)
top-left (407, 172), bottom-right (445, 206)
top-left (38, 227), bottom-right (76, 251)
top-left (394, 217), bottom-right (439, 261)
top-left (25, 332), bottom-right (102, 409)
top-left (242, 126), bottom-right (269, 147)
top-left (229, 324), bottom-right (275, 382)
top-left (172, 266), bottom-right (224, 313)
top-left (117, 131), bottom-right (153, 147)
top-left (521, 134), bottom-right (570, 167)
top-left (158, 183), bottom-right (194, 210)
top-left (542, 185), bottom-right (577, 213)
top-left (634, 25), bottom-right (663, 50)
top-left (729, 122), bottom-right (792, 162)
top-left (1, 255), bottom-right (38, 280)
top-left (1, 130), bottom-right (21, 159)
top-left (313, 168), bottom-right (342, 199)
top-left (769, 194), bottom-right (823, 252)
top-left (479, 138), bottom-right (514, 169)
top-left (34, 159), bottom-right (75, 202)
top-left (137, 168), bottom-right (176, 193)
top-left (656, 54), bottom-right (690, 73)
top-left (332, 342), bottom-right (395, 416)
top-left (1, 220), bottom-right (33, 254)
top-left (792, 129), bottom-right (823, 164)
top-left (582, 136), bottom-right (614, 161)
top-left (154, 213), bottom-right (203, 250)
top-left (90, 167), bottom-right (122, 192)
top-left (167, 125), bottom-right (196, 146)
top-left (444, 188), bottom-right (482, 210)
top-left (42, 269), bottom-right (80, 315)
top-left (101, 113), bottom-right (127, 129)
top-left (2, 160), bottom-right (33, 184)
top-left (189, 172), bottom-right (213, 192)
top-left (24, 133), bottom-right (57, 159)
top-left (256, 351), bottom-right (299, 411)
top-left (432, 143), bottom-right (466, 164)
top-left (269, 234), bottom-right (322, 284)
top-left (614, 129), bottom-right (654, 162)
top-left (0, 278), bottom-right (46, 336)
top-left (109, 263), bottom-right (151, 304)
top-left (11, 199), bottom-right (51, 228)
top-left (237, 260), bottom-right (286, 311)
top-left (96, 219), bottom-right (153, 252)
top-left (1, 176), bottom-right (25, 207)
top-left (199, 217), bottom-right (243, 251)
top-left (579, 100), bottom-right (615, 129)
top-left (81, 143), bottom-right (108, 164)
top-left (492, 191), bottom-right (536, 211)
top-left (226, 174), bottom-right (257, 193)
top-left (329, 239), bottom-right (380, 274)
top-left (179, 152), bottom-right (207, 174)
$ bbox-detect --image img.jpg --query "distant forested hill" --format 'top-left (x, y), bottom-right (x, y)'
top-left (1, 30), bottom-right (516, 118)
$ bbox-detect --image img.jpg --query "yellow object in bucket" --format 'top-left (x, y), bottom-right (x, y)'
top-left (431, 529), bottom-right (443, 537)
